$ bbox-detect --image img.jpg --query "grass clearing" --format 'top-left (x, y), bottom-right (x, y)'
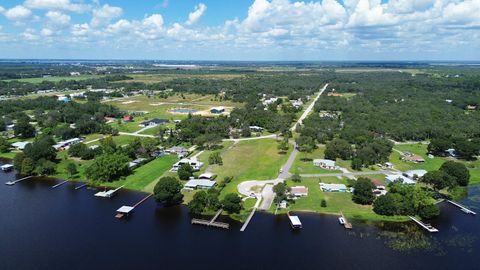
top-left (276, 177), bottom-right (408, 222)
top-left (291, 146), bottom-right (341, 174)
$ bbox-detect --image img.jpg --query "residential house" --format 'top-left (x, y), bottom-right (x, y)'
top-left (319, 183), bottom-right (347, 192)
top-left (210, 106), bottom-right (225, 114)
top-left (402, 153), bottom-right (425, 163)
top-left (11, 141), bottom-right (31, 150)
top-left (385, 174), bottom-right (416, 185)
top-left (290, 99), bottom-right (303, 108)
top-left (313, 159), bottom-right (337, 170)
top-left (199, 172), bottom-right (216, 180)
top-left (403, 169), bottom-right (427, 179)
top-left (128, 158), bottom-right (146, 169)
top-left (184, 179), bottom-right (216, 190)
top-left (123, 116), bottom-right (134, 122)
top-left (171, 158), bottom-right (204, 171)
top-left (290, 186), bottom-right (309, 197)
top-left (53, 138), bottom-right (82, 150)
top-left (165, 146), bottom-right (189, 158)
top-left (139, 118), bottom-right (169, 127)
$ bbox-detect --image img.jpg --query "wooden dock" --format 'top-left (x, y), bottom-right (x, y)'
top-left (409, 216), bottom-right (439, 233)
top-left (95, 185), bottom-right (124, 198)
top-left (51, 180), bottom-right (68, 189)
top-left (447, 200), bottom-right (476, 215)
top-left (75, 183), bottom-right (88, 190)
top-left (340, 211), bottom-right (352, 229)
top-left (240, 208), bottom-right (256, 232)
top-left (5, 175), bottom-right (33, 186)
top-left (191, 209), bottom-right (230, 229)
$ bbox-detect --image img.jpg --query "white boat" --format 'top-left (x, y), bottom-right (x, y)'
top-left (338, 217), bottom-right (346, 225)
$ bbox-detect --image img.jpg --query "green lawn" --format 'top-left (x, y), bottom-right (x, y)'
top-left (291, 146), bottom-right (341, 174)
top-left (390, 143), bottom-right (480, 185)
top-left (276, 177), bottom-right (408, 222)
top-left (105, 155), bottom-right (177, 191)
top-left (211, 139), bottom-right (292, 197)
top-left (53, 151), bottom-right (92, 180)
top-left (0, 151), bottom-right (16, 159)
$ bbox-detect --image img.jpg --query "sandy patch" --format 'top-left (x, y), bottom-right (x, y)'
top-left (121, 100), bottom-right (138, 104)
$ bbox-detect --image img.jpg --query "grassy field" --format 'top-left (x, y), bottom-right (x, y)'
top-left (389, 143), bottom-right (480, 185)
top-left (276, 177), bottom-right (408, 222)
top-left (290, 146), bottom-right (341, 174)
top-left (53, 151), bottom-right (92, 180)
top-left (124, 73), bottom-right (244, 84)
top-left (209, 139), bottom-right (292, 197)
top-left (104, 155), bottom-right (177, 191)
top-left (0, 151), bottom-right (17, 159)
top-left (3, 75), bottom-right (103, 83)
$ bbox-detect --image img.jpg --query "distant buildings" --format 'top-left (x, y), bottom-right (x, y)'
top-left (165, 146), bottom-right (189, 158)
top-left (210, 106), bottom-right (225, 114)
top-left (171, 158), bottom-right (204, 171)
top-left (401, 152), bottom-right (425, 163)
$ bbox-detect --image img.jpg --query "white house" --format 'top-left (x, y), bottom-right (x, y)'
top-left (385, 174), bottom-right (416, 185)
top-left (199, 172), bottom-right (216, 180)
top-left (53, 138), bottom-right (82, 150)
top-left (290, 186), bottom-right (309, 197)
top-left (171, 158), bottom-right (204, 171)
top-left (262, 97), bottom-right (278, 106)
top-left (184, 179), bottom-right (216, 190)
top-left (11, 141), bottom-right (31, 150)
top-left (210, 106), bottom-right (225, 114)
top-left (320, 183), bottom-right (347, 192)
top-left (403, 169), bottom-right (428, 179)
top-left (313, 159), bottom-right (337, 170)
top-left (290, 99), bottom-right (303, 108)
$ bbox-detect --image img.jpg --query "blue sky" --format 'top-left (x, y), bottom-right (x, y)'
top-left (0, 0), bottom-right (479, 60)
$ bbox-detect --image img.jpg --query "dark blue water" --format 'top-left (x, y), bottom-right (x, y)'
top-left (0, 161), bottom-right (479, 270)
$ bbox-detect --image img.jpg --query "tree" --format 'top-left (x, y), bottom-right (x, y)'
top-left (0, 137), bottom-right (11, 153)
top-left (324, 138), bottom-right (353, 160)
top-left (352, 178), bottom-right (375, 205)
top-left (273, 182), bottom-right (290, 203)
top-left (418, 204), bottom-right (440, 219)
top-left (428, 138), bottom-right (452, 155)
top-left (277, 139), bottom-right (289, 154)
top-left (373, 193), bottom-right (401, 216)
top-left (65, 162), bottom-right (78, 178)
top-left (177, 163), bottom-right (194, 180)
top-left (292, 172), bottom-right (301, 182)
top-left (35, 159), bottom-right (56, 175)
top-left (85, 153), bottom-right (129, 182)
top-left (13, 153), bottom-right (25, 172)
top-left (439, 161), bottom-right (470, 186)
top-left (21, 157), bottom-right (35, 175)
top-left (153, 176), bottom-right (183, 205)
top-left (208, 152), bottom-right (223, 165)
top-left (321, 199), bottom-right (327, 207)
top-left (420, 170), bottom-right (454, 191)
top-left (455, 138), bottom-right (479, 160)
top-left (188, 191), bottom-right (208, 214)
top-left (23, 137), bottom-right (56, 162)
top-left (13, 120), bottom-right (35, 138)
top-left (222, 193), bottom-right (242, 214)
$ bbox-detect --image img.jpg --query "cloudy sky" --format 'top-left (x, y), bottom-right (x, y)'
top-left (0, 0), bottom-right (479, 60)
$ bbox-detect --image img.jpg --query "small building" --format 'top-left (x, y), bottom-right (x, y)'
top-left (384, 162), bottom-right (393, 169)
top-left (262, 97), bottom-right (278, 106)
top-left (210, 106), bottom-right (225, 114)
top-left (445, 148), bottom-right (456, 157)
top-left (313, 159), bottom-right (337, 170)
top-left (128, 158), bottom-right (146, 169)
top-left (249, 126), bottom-right (264, 132)
top-left (165, 146), bottom-right (189, 158)
top-left (123, 116), bottom-right (134, 122)
top-left (115, 206), bottom-right (134, 218)
top-left (327, 92), bottom-right (343, 97)
top-left (319, 183), bottom-right (347, 192)
top-left (184, 179), bottom-right (216, 190)
top-left (290, 99), bottom-right (303, 108)
top-left (402, 153), bottom-right (425, 163)
top-left (385, 174), bottom-right (416, 185)
top-left (53, 137), bottom-right (82, 150)
top-left (172, 158), bottom-right (204, 171)
top-left (139, 118), bottom-right (169, 127)
top-left (57, 96), bottom-right (70, 102)
top-left (199, 172), bottom-right (216, 180)
top-left (290, 186), bottom-right (309, 197)
top-left (1, 164), bottom-right (14, 171)
top-left (403, 169), bottom-right (427, 179)
top-left (11, 141), bottom-right (31, 150)
top-left (466, 105), bottom-right (477, 110)
top-left (288, 215), bottom-right (302, 229)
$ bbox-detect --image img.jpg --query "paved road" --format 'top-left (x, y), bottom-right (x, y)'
top-left (290, 83), bottom-right (328, 131)
top-left (300, 170), bottom-right (393, 178)
top-left (223, 134), bottom-right (277, 142)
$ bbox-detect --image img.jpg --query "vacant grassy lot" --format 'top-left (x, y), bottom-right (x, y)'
top-left (124, 73), bottom-right (244, 84)
top-left (291, 146), bottom-right (341, 174)
top-left (212, 139), bottom-right (292, 197)
top-left (104, 155), bottom-right (177, 191)
top-left (389, 143), bottom-right (480, 185)
top-left (277, 177), bottom-right (408, 222)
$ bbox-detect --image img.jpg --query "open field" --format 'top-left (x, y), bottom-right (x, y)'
top-left (277, 177), bottom-right (408, 222)
top-left (290, 146), bottom-right (341, 174)
top-left (124, 73), bottom-right (245, 84)
top-left (389, 143), bottom-right (480, 185)
top-left (103, 155), bottom-right (177, 191)
top-left (207, 139), bottom-right (292, 197)
top-left (3, 75), bottom-right (103, 83)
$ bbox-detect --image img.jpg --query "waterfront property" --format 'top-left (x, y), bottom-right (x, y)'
top-left (313, 159), bottom-right (337, 170)
top-left (319, 183), bottom-right (347, 192)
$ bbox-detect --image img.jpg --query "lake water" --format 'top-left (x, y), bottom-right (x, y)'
top-left (1, 161), bottom-right (479, 270)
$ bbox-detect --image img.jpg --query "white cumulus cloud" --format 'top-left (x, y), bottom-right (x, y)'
top-left (46, 11), bottom-right (71, 26)
top-left (4, 5), bottom-right (32, 21)
top-left (186, 3), bottom-right (207, 25)
top-left (24, 0), bottom-right (90, 13)
top-left (91, 4), bottom-right (123, 27)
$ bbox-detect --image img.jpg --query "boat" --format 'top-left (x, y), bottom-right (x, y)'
top-left (338, 217), bottom-right (346, 225)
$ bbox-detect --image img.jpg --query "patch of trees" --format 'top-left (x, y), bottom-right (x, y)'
top-left (428, 137), bottom-right (480, 160)
top-left (208, 152), bottom-right (223, 165)
top-left (352, 178), bottom-right (376, 205)
top-left (373, 182), bottom-right (439, 219)
top-left (85, 152), bottom-right (130, 182)
top-left (230, 104), bottom-right (295, 133)
top-left (187, 189), bottom-right (221, 215)
top-left (153, 176), bottom-right (184, 206)
top-left (222, 193), bottom-right (243, 214)
top-left (420, 161), bottom-right (470, 189)
top-left (273, 182), bottom-right (290, 204)
top-left (176, 115), bottom-right (230, 148)
top-left (0, 137), bottom-right (10, 153)
top-left (13, 135), bottom-right (57, 175)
